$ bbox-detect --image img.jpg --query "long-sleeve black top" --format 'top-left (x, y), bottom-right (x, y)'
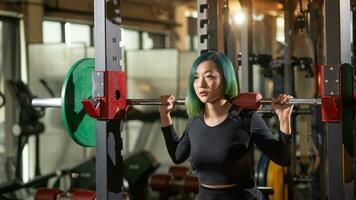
top-left (161, 107), bottom-right (292, 187)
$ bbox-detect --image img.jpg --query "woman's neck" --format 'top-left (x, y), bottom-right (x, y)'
top-left (204, 99), bottom-right (232, 118)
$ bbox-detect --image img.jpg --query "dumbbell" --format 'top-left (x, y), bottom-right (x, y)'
top-left (34, 188), bottom-right (63, 200)
top-left (35, 188), bottom-right (96, 200)
top-left (169, 165), bottom-right (189, 180)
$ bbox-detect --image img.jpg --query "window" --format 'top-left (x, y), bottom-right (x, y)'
top-left (43, 20), bottom-right (93, 46)
top-left (142, 32), bottom-right (153, 49)
top-left (121, 29), bottom-right (167, 50)
top-left (122, 29), bottom-right (140, 50)
top-left (0, 21), bottom-right (2, 63)
top-left (142, 31), bottom-right (166, 49)
top-left (66, 23), bottom-right (91, 46)
top-left (42, 21), bottom-right (62, 43)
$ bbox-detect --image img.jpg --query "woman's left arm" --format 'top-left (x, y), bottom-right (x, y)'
top-left (252, 94), bottom-right (294, 166)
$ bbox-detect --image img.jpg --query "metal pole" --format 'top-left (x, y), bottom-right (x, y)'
top-left (323, 0), bottom-right (348, 199)
top-left (197, 0), bottom-right (209, 54)
top-left (339, 1), bottom-right (354, 199)
top-left (283, 0), bottom-right (293, 95)
top-left (94, 0), bottom-right (123, 199)
top-left (240, 0), bottom-right (253, 93)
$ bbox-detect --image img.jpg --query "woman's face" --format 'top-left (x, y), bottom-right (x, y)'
top-left (193, 60), bottom-right (224, 104)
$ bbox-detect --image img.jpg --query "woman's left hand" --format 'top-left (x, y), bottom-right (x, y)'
top-left (272, 94), bottom-right (294, 120)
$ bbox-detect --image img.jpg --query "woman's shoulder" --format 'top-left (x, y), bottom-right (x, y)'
top-left (186, 116), bottom-right (200, 128)
top-left (229, 105), bottom-right (255, 119)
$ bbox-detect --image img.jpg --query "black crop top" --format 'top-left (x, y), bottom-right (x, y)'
top-left (161, 108), bottom-right (292, 187)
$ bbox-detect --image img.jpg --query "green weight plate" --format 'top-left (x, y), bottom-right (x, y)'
top-left (61, 58), bottom-right (96, 147)
top-left (341, 63), bottom-right (353, 156)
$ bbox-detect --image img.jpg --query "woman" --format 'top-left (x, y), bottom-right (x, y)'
top-left (159, 51), bottom-right (293, 200)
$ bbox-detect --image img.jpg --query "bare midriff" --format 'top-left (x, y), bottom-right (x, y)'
top-left (201, 183), bottom-right (237, 189)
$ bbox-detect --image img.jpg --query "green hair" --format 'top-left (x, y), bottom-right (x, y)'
top-left (186, 51), bottom-right (238, 117)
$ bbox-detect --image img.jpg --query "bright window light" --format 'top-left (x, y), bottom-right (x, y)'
top-left (276, 17), bottom-right (284, 27)
top-left (184, 10), bottom-right (190, 17)
top-left (142, 32), bottom-right (153, 49)
top-left (253, 14), bottom-right (264, 21)
top-left (233, 11), bottom-right (245, 25)
top-left (184, 10), bottom-right (198, 18)
top-left (65, 22), bottom-right (71, 45)
top-left (70, 24), bottom-right (91, 46)
top-left (276, 16), bottom-right (285, 42)
top-left (64, 23), bottom-right (91, 46)
top-left (122, 29), bottom-right (139, 50)
top-left (22, 144), bottom-right (29, 182)
top-left (42, 21), bottom-right (62, 43)
top-left (191, 11), bottom-right (198, 18)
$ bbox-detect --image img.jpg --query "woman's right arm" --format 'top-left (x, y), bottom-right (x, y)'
top-left (159, 95), bottom-right (191, 164)
top-left (161, 125), bottom-right (191, 164)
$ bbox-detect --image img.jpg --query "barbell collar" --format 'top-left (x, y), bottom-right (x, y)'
top-left (258, 108), bottom-right (313, 115)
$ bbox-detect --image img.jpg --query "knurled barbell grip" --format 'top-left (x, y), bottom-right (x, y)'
top-left (259, 98), bottom-right (322, 105)
top-left (129, 98), bottom-right (321, 106)
top-left (127, 98), bottom-right (322, 106)
top-left (127, 99), bottom-right (186, 105)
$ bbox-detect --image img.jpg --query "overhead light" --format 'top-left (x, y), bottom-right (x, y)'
top-left (229, 0), bottom-right (244, 25)
top-left (253, 14), bottom-right (264, 21)
top-left (277, 3), bottom-right (284, 10)
top-left (184, 10), bottom-right (197, 18)
top-left (233, 11), bottom-right (245, 25)
top-left (191, 11), bottom-right (197, 18)
top-left (184, 10), bottom-right (190, 17)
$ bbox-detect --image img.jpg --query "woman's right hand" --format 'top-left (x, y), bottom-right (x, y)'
top-left (159, 94), bottom-right (176, 126)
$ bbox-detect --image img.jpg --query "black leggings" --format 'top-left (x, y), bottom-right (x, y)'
top-left (197, 185), bottom-right (263, 200)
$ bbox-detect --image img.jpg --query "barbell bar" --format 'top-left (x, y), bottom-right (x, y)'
top-left (31, 97), bottom-right (321, 108)
top-left (32, 98), bottom-right (186, 107)
top-left (32, 98), bottom-right (321, 108)
top-left (32, 98), bottom-right (62, 107)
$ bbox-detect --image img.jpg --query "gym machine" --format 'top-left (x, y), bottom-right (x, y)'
top-left (7, 80), bottom-right (45, 180)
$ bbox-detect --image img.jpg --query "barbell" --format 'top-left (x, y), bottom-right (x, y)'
top-left (31, 58), bottom-right (354, 150)
top-left (32, 96), bottom-right (321, 108)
